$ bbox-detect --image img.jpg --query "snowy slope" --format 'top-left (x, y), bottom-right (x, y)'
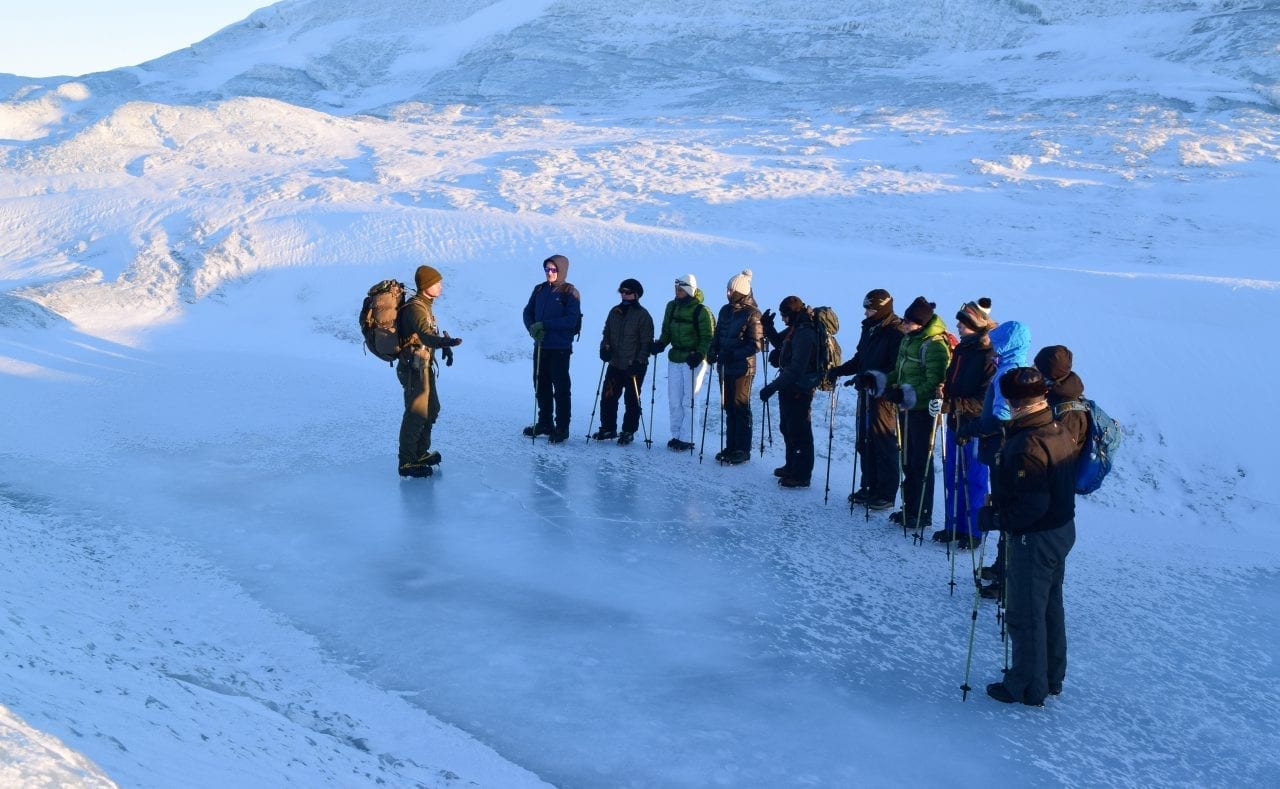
top-left (1, 0), bottom-right (1279, 786)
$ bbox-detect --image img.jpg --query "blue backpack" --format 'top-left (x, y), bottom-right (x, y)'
top-left (1056, 399), bottom-right (1123, 495)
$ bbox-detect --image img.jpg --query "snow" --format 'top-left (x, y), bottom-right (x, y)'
top-left (1, 0), bottom-right (1279, 786)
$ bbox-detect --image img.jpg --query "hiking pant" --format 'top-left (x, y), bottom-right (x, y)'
top-left (398, 362), bottom-right (439, 467)
top-left (667, 358), bottom-right (708, 443)
top-left (1002, 521), bottom-right (1075, 705)
top-left (600, 364), bottom-right (646, 434)
top-left (900, 409), bottom-right (938, 525)
top-left (943, 428), bottom-right (989, 539)
top-left (778, 388), bottom-right (815, 482)
top-left (534, 347), bottom-right (572, 432)
top-left (858, 393), bottom-right (901, 502)
top-left (721, 371), bottom-right (754, 454)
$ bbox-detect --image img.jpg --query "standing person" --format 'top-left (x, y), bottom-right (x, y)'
top-left (934, 298), bottom-right (997, 549)
top-left (593, 279), bottom-right (655, 446)
top-left (759, 296), bottom-right (820, 488)
top-left (881, 297), bottom-right (951, 530)
top-left (979, 367), bottom-right (1078, 707)
top-left (968, 319), bottom-right (1032, 597)
top-left (522, 254), bottom-right (581, 444)
top-left (396, 265), bottom-right (463, 478)
top-left (830, 289), bottom-right (907, 510)
top-left (1035, 345), bottom-right (1089, 446)
top-left (707, 269), bottom-right (762, 465)
top-left (652, 274), bottom-right (715, 451)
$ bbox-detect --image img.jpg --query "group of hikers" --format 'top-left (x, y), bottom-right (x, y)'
top-left (383, 256), bottom-right (1086, 709)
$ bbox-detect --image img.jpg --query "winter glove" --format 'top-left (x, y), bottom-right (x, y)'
top-left (441, 346), bottom-right (454, 367)
top-left (885, 386), bottom-right (905, 404)
top-left (759, 383), bottom-right (778, 402)
top-left (528, 322), bottom-right (546, 342)
top-left (686, 351), bottom-right (704, 369)
top-left (928, 398), bottom-right (943, 418)
top-left (768, 347), bottom-right (781, 368)
top-left (977, 505), bottom-right (999, 533)
top-left (599, 346), bottom-right (612, 363)
top-left (854, 372), bottom-right (877, 391)
top-left (824, 368), bottom-right (840, 384)
top-left (442, 332), bottom-right (462, 347)
top-left (706, 350), bottom-right (719, 365)
top-left (761, 309), bottom-right (777, 336)
top-left (650, 340), bottom-right (666, 356)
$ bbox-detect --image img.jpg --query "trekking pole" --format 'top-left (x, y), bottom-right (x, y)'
top-left (863, 392), bottom-right (873, 522)
top-left (647, 360), bottom-right (657, 449)
top-left (898, 410), bottom-right (909, 538)
top-left (633, 374), bottom-right (653, 448)
top-left (689, 363), bottom-right (697, 456)
top-left (960, 524), bottom-right (990, 701)
top-left (913, 410), bottom-right (943, 546)
top-left (849, 387), bottom-right (861, 516)
top-left (718, 365), bottom-right (726, 459)
top-left (761, 340), bottom-right (773, 451)
top-left (824, 386), bottom-right (838, 505)
top-left (948, 424), bottom-right (961, 595)
top-left (585, 361), bottom-right (606, 442)
top-left (531, 341), bottom-right (542, 443)
top-left (699, 363), bottom-right (716, 463)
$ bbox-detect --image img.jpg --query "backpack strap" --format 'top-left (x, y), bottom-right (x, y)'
top-left (918, 333), bottom-right (948, 367)
top-left (1053, 399), bottom-right (1089, 418)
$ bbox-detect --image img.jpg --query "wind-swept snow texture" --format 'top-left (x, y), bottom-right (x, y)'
top-left (2, 1), bottom-right (1279, 786)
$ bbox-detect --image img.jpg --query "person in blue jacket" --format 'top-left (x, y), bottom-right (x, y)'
top-left (522, 254), bottom-right (582, 443)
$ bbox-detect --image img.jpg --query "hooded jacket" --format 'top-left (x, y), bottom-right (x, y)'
top-left (711, 292), bottom-right (763, 378)
top-left (973, 320), bottom-right (1031, 464)
top-left (887, 313), bottom-right (951, 410)
top-left (523, 255), bottom-right (582, 351)
top-left (657, 289), bottom-right (715, 363)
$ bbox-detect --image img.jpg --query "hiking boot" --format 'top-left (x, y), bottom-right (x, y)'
top-left (979, 582), bottom-right (1003, 600)
top-left (773, 465), bottom-right (789, 478)
top-left (889, 511), bottom-right (905, 525)
top-left (548, 428), bottom-right (569, 444)
top-left (591, 428), bottom-right (618, 441)
top-left (417, 451), bottom-right (442, 466)
top-left (667, 438), bottom-right (681, 449)
top-left (617, 432), bottom-right (635, 446)
top-left (724, 449), bottom-right (750, 464)
top-left (1048, 683), bottom-right (1062, 696)
top-left (865, 497), bottom-right (894, 511)
top-left (398, 463), bottom-right (433, 478)
top-left (980, 566), bottom-right (999, 582)
top-left (848, 489), bottom-right (871, 504)
top-left (779, 477), bottom-right (810, 488)
top-left (523, 423), bottom-right (553, 438)
top-left (670, 439), bottom-right (694, 451)
top-left (954, 534), bottom-right (983, 551)
top-left (931, 529), bottom-right (954, 543)
top-left (986, 682), bottom-right (1043, 707)
top-left (714, 450), bottom-right (727, 462)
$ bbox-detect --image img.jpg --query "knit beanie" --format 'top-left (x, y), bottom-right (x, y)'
top-left (727, 269), bottom-right (753, 297)
top-left (903, 296), bottom-right (935, 326)
top-left (415, 265), bottom-right (442, 291)
top-left (619, 278), bottom-right (644, 298)
top-left (676, 273), bottom-right (697, 298)
top-left (863, 288), bottom-right (892, 316)
top-left (999, 367), bottom-right (1049, 403)
top-left (956, 297), bottom-right (995, 331)
top-left (1033, 345), bottom-right (1074, 381)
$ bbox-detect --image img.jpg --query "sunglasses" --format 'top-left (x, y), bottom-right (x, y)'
top-left (544, 266), bottom-right (558, 273)
top-left (619, 288), bottom-right (635, 295)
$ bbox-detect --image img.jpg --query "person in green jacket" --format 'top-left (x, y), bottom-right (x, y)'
top-left (651, 274), bottom-right (715, 451)
top-left (395, 265), bottom-right (463, 478)
top-left (880, 296), bottom-right (951, 529)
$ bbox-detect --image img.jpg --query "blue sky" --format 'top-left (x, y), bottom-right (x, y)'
top-left (0, 1), bottom-right (268, 77)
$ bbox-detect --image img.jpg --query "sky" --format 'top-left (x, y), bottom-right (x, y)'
top-left (0, 0), bottom-right (268, 77)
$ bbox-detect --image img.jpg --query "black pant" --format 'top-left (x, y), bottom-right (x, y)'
top-left (778, 389), bottom-right (815, 481)
top-left (397, 363), bottom-right (439, 467)
top-left (721, 371), bottom-right (754, 453)
top-left (534, 348), bottom-right (572, 432)
top-left (1002, 521), bottom-right (1075, 704)
top-left (900, 408), bottom-right (938, 524)
top-left (857, 393), bottom-right (901, 501)
top-left (599, 364), bottom-right (646, 433)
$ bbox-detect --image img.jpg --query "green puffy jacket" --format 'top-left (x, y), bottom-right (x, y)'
top-left (888, 314), bottom-right (951, 410)
top-left (656, 290), bottom-right (715, 363)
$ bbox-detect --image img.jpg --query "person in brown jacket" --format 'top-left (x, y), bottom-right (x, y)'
top-left (396, 265), bottom-right (462, 477)
top-left (592, 278), bottom-right (655, 446)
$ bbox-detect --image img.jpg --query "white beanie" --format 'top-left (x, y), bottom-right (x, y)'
top-left (727, 269), bottom-right (753, 297)
top-left (676, 273), bottom-right (697, 298)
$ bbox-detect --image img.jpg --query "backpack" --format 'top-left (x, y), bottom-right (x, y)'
top-left (1056, 399), bottom-right (1123, 495)
top-left (918, 330), bottom-right (959, 366)
top-left (359, 279), bottom-right (406, 365)
top-left (801, 306), bottom-right (842, 391)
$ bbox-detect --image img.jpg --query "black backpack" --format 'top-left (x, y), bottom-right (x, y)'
top-left (803, 306), bottom-right (841, 391)
top-left (359, 279), bottom-right (406, 365)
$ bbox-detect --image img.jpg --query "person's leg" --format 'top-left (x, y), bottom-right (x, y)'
top-left (622, 367), bottom-right (645, 434)
top-left (667, 360), bottom-right (686, 441)
top-left (598, 365), bottom-right (623, 432)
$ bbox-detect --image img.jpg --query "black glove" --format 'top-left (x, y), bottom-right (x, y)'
top-left (600, 346), bottom-right (612, 362)
top-left (768, 347), bottom-right (781, 368)
top-left (441, 346), bottom-right (454, 367)
top-left (761, 308), bottom-right (777, 335)
top-left (855, 372), bottom-right (876, 390)
top-left (706, 350), bottom-right (719, 365)
top-left (824, 368), bottom-right (839, 384)
top-left (686, 351), bottom-right (704, 369)
top-left (885, 386), bottom-right (905, 404)
top-left (442, 332), bottom-right (462, 347)
top-left (977, 505), bottom-right (999, 532)
top-left (759, 383), bottom-right (777, 402)
top-left (650, 340), bottom-right (666, 356)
